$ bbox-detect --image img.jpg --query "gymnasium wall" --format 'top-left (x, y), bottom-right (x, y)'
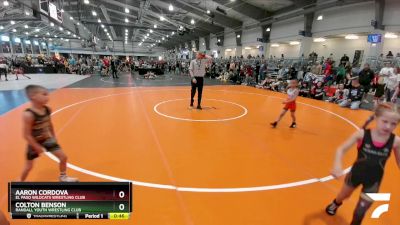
top-left (312, 2), bottom-right (375, 37)
top-left (269, 44), bottom-right (301, 59)
top-left (209, 35), bottom-right (219, 51)
top-left (189, 0), bottom-right (400, 60)
top-left (224, 28), bottom-right (237, 48)
top-left (241, 27), bottom-right (262, 47)
top-left (242, 48), bottom-right (262, 58)
top-left (383, 0), bottom-right (400, 31)
top-left (310, 37), bottom-right (369, 63)
top-left (382, 38), bottom-right (400, 57)
top-left (51, 39), bottom-right (165, 57)
top-left (224, 49), bottom-right (236, 58)
top-left (270, 16), bottom-right (304, 42)
top-left (199, 37), bottom-right (206, 52)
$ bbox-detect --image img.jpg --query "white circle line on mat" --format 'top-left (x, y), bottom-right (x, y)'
top-left (46, 88), bottom-right (357, 193)
top-left (153, 98), bottom-right (248, 122)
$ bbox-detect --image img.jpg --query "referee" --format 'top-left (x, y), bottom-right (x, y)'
top-left (189, 52), bottom-right (212, 110)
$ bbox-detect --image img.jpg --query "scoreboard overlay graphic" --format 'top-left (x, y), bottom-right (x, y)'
top-left (8, 182), bottom-right (132, 220)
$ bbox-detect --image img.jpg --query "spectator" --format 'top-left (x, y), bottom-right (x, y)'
top-left (299, 82), bottom-right (310, 97)
top-left (259, 60), bottom-right (267, 82)
top-left (277, 65), bottom-right (286, 79)
top-left (288, 65), bottom-right (297, 80)
top-left (384, 68), bottom-right (399, 102)
top-left (377, 62), bottom-right (395, 103)
top-left (229, 61), bottom-right (236, 73)
top-left (256, 78), bottom-right (274, 89)
top-left (387, 51), bottom-right (394, 59)
top-left (327, 84), bottom-right (348, 103)
top-left (340, 54), bottom-right (349, 66)
top-left (339, 78), bottom-right (364, 110)
top-left (181, 61), bottom-right (187, 75)
top-left (270, 79), bottom-right (284, 92)
top-left (391, 67), bottom-right (400, 104)
top-left (110, 57), bottom-right (118, 79)
top-left (378, 53), bottom-right (384, 61)
top-left (97, 58), bottom-right (104, 71)
top-left (311, 81), bottom-right (325, 100)
top-left (328, 53), bottom-right (334, 61)
top-left (37, 55), bottom-right (45, 64)
top-left (324, 60), bottom-right (333, 84)
top-left (242, 65), bottom-right (254, 85)
top-left (358, 63), bottom-right (375, 103)
top-left (210, 62), bottom-right (217, 79)
top-left (64, 59), bottom-right (70, 74)
top-left (103, 57), bottom-right (110, 75)
top-left (255, 62), bottom-right (260, 83)
top-left (311, 61), bottom-right (322, 75)
top-left (345, 66), bottom-right (357, 88)
top-left (309, 51), bottom-right (318, 62)
top-left (324, 60), bottom-right (333, 76)
top-left (175, 61), bottom-right (180, 75)
top-left (0, 57), bottom-right (8, 81)
top-left (336, 64), bottom-right (346, 84)
top-left (303, 71), bottom-right (314, 87)
top-left (68, 56), bottom-right (75, 66)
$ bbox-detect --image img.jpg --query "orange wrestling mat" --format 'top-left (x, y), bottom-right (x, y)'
top-left (0, 85), bottom-right (399, 225)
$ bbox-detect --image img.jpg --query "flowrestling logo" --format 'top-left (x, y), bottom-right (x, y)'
top-left (366, 193), bottom-right (391, 219)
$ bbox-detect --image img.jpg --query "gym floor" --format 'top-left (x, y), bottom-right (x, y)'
top-left (0, 72), bottom-right (399, 225)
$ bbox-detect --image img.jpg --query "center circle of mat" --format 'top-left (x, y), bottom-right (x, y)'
top-left (153, 98), bottom-right (248, 122)
top-left (47, 89), bottom-right (358, 192)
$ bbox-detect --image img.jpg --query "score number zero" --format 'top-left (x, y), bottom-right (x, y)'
top-left (118, 191), bottom-right (125, 211)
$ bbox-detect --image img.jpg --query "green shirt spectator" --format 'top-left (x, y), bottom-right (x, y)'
top-left (336, 65), bottom-right (346, 83)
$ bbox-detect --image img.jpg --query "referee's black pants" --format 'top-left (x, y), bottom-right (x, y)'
top-left (112, 68), bottom-right (118, 78)
top-left (191, 77), bottom-right (204, 106)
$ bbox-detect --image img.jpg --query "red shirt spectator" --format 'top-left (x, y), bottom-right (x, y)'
top-left (103, 58), bottom-right (110, 67)
top-left (324, 61), bottom-right (332, 76)
top-left (246, 66), bottom-right (253, 77)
